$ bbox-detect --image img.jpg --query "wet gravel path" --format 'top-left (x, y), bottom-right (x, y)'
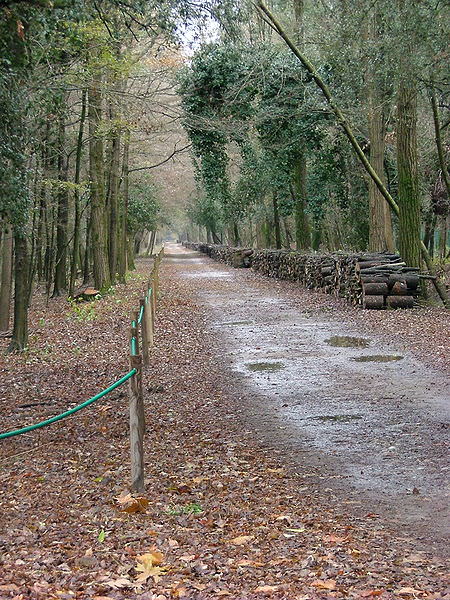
top-left (166, 244), bottom-right (450, 549)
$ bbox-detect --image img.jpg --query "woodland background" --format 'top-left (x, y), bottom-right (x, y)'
top-left (0, 0), bottom-right (449, 352)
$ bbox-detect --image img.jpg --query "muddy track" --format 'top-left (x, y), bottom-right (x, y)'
top-left (165, 243), bottom-right (450, 552)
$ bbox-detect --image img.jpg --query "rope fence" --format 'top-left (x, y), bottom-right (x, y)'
top-left (0, 247), bottom-right (165, 492)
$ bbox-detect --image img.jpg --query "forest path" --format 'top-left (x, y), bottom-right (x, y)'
top-left (164, 243), bottom-right (450, 548)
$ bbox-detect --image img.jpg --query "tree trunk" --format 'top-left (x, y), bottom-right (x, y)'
top-left (292, 0), bottom-right (310, 250)
top-left (439, 214), bottom-right (448, 259)
top-left (366, 4), bottom-right (394, 253)
top-left (145, 230), bottom-right (156, 256)
top-left (272, 193), bottom-right (282, 249)
top-left (396, 81), bottom-right (421, 267)
top-left (83, 208), bottom-right (91, 285)
top-left (69, 90), bottom-right (87, 297)
top-left (127, 235), bottom-right (135, 271)
top-left (117, 130), bottom-right (130, 283)
top-left (0, 225), bottom-right (13, 332)
top-left (53, 111), bottom-right (69, 296)
top-left (88, 80), bottom-right (110, 291)
top-left (107, 88), bottom-right (122, 283)
top-left (7, 233), bottom-right (29, 352)
top-left (233, 221), bottom-right (240, 246)
top-left (293, 158), bottom-right (310, 249)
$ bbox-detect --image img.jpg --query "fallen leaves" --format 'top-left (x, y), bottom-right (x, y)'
top-left (253, 585), bottom-right (280, 594)
top-left (116, 492), bottom-right (149, 513)
top-left (395, 588), bottom-right (425, 597)
top-left (229, 535), bottom-right (255, 545)
top-left (135, 549), bottom-right (167, 584)
top-left (1, 259), bottom-right (448, 599)
top-left (311, 579), bottom-right (337, 590)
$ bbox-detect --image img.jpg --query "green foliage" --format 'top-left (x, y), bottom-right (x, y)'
top-left (127, 177), bottom-right (161, 234)
top-left (67, 295), bottom-right (101, 321)
top-left (166, 502), bottom-right (203, 516)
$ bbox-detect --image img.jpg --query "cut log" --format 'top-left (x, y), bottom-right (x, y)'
top-left (386, 295), bottom-right (414, 309)
top-left (362, 282), bottom-right (388, 295)
top-left (363, 295), bottom-right (385, 309)
top-left (391, 281), bottom-right (409, 295)
top-left (73, 286), bottom-right (100, 301)
top-left (388, 273), bottom-right (419, 290)
top-left (361, 275), bottom-right (389, 284)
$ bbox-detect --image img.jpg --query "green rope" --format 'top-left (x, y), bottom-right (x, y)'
top-left (137, 305), bottom-right (144, 324)
top-left (0, 369), bottom-right (137, 440)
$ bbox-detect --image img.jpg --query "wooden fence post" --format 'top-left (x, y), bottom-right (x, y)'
top-left (145, 290), bottom-right (154, 348)
top-left (129, 352), bottom-right (145, 493)
top-left (140, 299), bottom-right (149, 366)
top-left (150, 272), bottom-right (156, 317)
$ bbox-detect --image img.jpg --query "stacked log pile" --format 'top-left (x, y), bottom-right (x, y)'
top-left (182, 243), bottom-right (419, 309)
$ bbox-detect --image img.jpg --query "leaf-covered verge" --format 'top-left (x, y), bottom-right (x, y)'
top-left (0, 259), bottom-right (448, 599)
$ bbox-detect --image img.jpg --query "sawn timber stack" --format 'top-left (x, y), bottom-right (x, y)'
top-left (182, 243), bottom-right (420, 309)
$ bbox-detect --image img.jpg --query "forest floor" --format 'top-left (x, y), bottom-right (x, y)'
top-left (0, 245), bottom-right (449, 600)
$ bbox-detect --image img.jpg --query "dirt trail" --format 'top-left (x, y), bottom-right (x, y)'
top-left (165, 243), bottom-right (450, 549)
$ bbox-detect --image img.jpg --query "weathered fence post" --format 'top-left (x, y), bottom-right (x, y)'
top-left (145, 290), bottom-right (154, 348)
top-left (140, 299), bottom-right (149, 366)
top-left (150, 271), bottom-right (156, 317)
top-left (129, 324), bottom-right (145, 493)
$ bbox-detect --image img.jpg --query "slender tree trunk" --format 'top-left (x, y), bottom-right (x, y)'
top-left (283, 217), bottom-right (293, 248)
top-left (145, 230), bottom-right (156, 256)
top-left (88, 81), bottom-right (110, 291)
top-left (128, 235), bottom-right (136, 271)
top-left (272, 193), bottom-right (282, 249)
top-left (233, 221), bottom-right (240, 246)
top-left (292, 0), bottom-right (310, 250)
top-left (439, 215), bottom-right (448, 259)
top-left (396, 81), bottom-right (421, 267)
top-left (0, 225), bottom-right (13, 332)
top-left (83, 212), bottom-right (91, 285)
top-left (7, 233), bottom-right (29, 352)
top-left (107, 85), bottom-right (122, 283)
top-left (117, 130), bottom-right (130, 283)
top-left (430, 83), bottom-right (450, 198)
top-left (53, 111), bottom-right (69, 296)
top-left (292, 160), bottom-right (310, 249)
top-left (69, 90), bottom-right (87, 297)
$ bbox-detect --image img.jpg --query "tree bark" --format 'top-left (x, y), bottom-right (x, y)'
top-left (366, 5), bottom-right (394, 252)
top-left (53, 109), bottom-right (69, 296)
top-left (69, 89), bottom-right (86, 297)
top-left (107, 83), bottom-right (122, 283)
top-left (292, 0), bottom-right (310, 250)
top-left (272, 193), bottom-right (282, 249)
top-left (396, 81), bottom-right (421, 267)
top-left (117, 130), bottom-right (130, 283)
top-left (88, 80), bottom-right (111, 291)
top-left (7, 233), bottom-right (28, 352)
top-left (0, 225), bottom-right (13, 332)
top-left (430, 83), bottom-right (450, 199)
top-left (293, 158), bottom-right (310, 249)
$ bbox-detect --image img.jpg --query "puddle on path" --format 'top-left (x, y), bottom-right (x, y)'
top-left (246, 362), bottom-right (285, 372)
top-left (216, 320), bottom-right (253, 327)
top-left (352, 355), bottom-right (404, 363)
top-left (326, 336), bottom-right (370, 348)
top-left (310, 414), bottom-right (362, 423)
top-left (186, 271), bottom-right (230, 279)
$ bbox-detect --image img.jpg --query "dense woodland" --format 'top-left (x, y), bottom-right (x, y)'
top-left (0, 0), bottom-right (449, 352)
